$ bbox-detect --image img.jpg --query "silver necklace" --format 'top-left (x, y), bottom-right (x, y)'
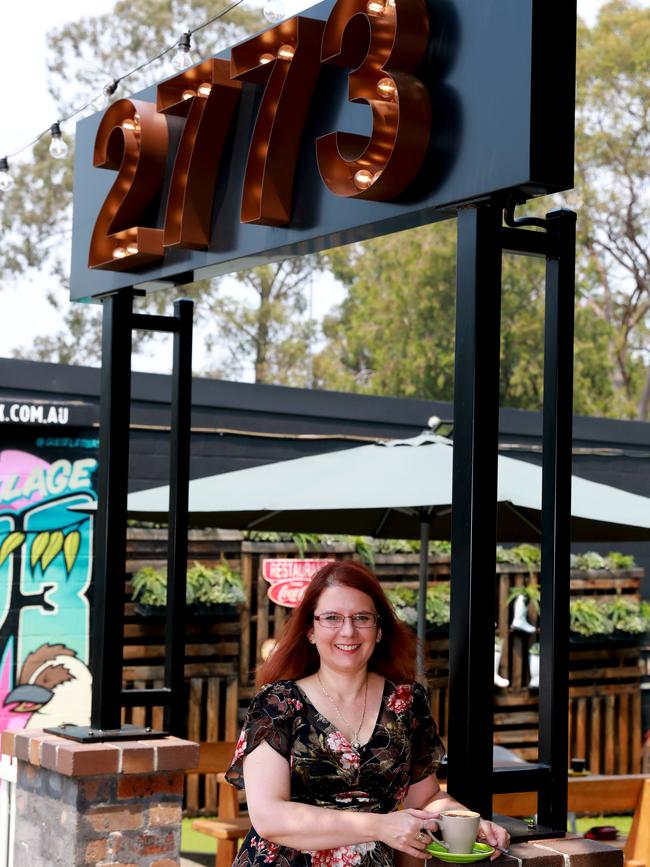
top-left (317, 672), bottom-right (368, 750)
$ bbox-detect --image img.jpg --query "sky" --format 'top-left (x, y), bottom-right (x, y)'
top-left (0, 0), bottom-right (642, 374)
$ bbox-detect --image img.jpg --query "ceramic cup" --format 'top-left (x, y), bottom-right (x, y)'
top-left (437, 810), bottom-right (481, 854)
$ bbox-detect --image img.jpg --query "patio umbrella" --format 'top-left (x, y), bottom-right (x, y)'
top-left (127, 432), bottom-right (650, 540)
top-left (126, 432), bottom-right (650, 668)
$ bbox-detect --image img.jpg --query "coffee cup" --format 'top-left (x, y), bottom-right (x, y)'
top-left (436, 810), bottom-right (481, 854)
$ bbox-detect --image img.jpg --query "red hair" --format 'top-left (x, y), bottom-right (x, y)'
top-left (256, 560), bottom-right (417, 685)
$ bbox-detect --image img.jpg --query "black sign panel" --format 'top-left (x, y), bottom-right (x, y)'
top-left (70, 0), bottom-right (576, 301)
top-left (0, 398), bottom-right (97, 427)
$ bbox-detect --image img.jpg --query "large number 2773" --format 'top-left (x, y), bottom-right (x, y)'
top-left (88, 3), bottom-right (430, 271)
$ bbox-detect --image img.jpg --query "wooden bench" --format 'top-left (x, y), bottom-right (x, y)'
top-left (190, 741), bottom-right (251, 867)
top-left (493, 774), bottom-right (650, 867)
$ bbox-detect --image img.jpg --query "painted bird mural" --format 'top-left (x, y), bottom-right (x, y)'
top-left (3, 643), bottom-right (92, 728)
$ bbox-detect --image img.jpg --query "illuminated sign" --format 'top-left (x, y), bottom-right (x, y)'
top-left (70, 0), bottom-right (576, 300)
top-left (262, 558), bottom-right (333, 607)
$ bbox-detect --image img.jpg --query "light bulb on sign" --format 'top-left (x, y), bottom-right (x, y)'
top-left (48, 122), bottom-right (68, 159)
top-left (93, 79), bottom-right (119, 111)
top-left (0, 157), bottom-right (13, 193)
top-left (112, 246), bottom-right (128, 258)
top-left (259, 52), bottom-right (275, 64)
top-left (353, 169), bottom-right (374, 190)
top-left (125, 245), bottom-right (139, 255)
top-left (366, 0), bottom-right (385, 15)
top-left (376, 77), bottom-right (397, 100)
top-left (182, 89), bottom-right (196, 100)
top-left (197, 82), bottom-right (212, 97)
top-left (121, 116), bottom-right (140, 131)
top-left (277, 44), bottom-right (295, 61)
top-left (172, 31), bottom-right (195, 71)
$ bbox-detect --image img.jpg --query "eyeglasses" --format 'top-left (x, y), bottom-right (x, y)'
top-left (313, 612), bottom-right (380, 629)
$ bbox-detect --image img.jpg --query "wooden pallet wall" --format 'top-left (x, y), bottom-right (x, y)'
top-left (121, 531), bottom-right (646, 813)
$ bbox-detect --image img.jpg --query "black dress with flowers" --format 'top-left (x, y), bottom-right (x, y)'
top-left (225, 679), bottom-right (445, 867)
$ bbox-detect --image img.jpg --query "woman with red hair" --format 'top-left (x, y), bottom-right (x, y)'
top-left (226, 561), bottom-right (508, 867)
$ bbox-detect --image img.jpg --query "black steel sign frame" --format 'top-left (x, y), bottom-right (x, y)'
top-left (70, 0), bottom-right (575, 301)
top-left (61, 0), bottom-right (578, 840)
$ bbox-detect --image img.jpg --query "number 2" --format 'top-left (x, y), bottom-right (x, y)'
top-left (88, 99), bottom-right (168, 270)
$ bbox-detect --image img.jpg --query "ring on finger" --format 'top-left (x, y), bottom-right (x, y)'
top-left (416, 831), bottom-right (427, 843)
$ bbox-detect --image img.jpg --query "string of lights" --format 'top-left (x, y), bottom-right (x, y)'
top-left (0, 0), bottom-right (247, 194)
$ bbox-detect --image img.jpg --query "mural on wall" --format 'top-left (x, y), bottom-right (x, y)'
top-left (0, 439), bottom-right (98, 732)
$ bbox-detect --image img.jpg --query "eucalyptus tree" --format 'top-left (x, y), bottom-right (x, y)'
top-left (1, 0), bottom-right (320, 383)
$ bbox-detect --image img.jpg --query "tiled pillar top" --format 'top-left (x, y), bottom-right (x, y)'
top-left (502, 837), bottom-right (624, 867)
top-left (1, 729), bottom-right (199, 777)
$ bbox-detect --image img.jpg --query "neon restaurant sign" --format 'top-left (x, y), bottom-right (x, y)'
top-left (70, 0), bottom-right (576, 300)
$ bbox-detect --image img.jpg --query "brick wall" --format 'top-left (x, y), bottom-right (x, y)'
top-left (2, 729), bottom-right (198, 867)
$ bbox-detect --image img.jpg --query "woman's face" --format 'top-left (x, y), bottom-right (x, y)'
top-left (308, 584), bottom-right (381, 675)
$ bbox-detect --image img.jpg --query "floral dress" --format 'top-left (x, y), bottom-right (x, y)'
top-left (226, 678), bottom-right (446, 867)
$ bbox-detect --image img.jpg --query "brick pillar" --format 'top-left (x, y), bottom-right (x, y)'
top-left (2, 729), bottom-right (199, 867)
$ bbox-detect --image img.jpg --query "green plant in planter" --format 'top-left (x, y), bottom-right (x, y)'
top-left (244, 530), bottom-right (322, 556)
top-left (187, 560), bottom-right (245, 607)
top-left (601, 596), bottom-right (647, 635)
top-left (376, 538), bottom-right (419, 554)
top-left (429, 540), bottom-right (451, 556)
top-left (605, 552), bottom-right (636, 570)
top-left (350, 536), bottom-right (375, 568)
top-left (572, 552), bottom-right (608, 571)
top-left (506, 583), bottom-right (541, 614)
top-left (426, 583), bottom-right (451, 627)
top-left (496, 544), bottom-right (541, 570)
top-left (386, 587), bottom-right (418, 627)
top-left (638, 601), bottom-right (650, 637)
top-left (132, 565), bottom-right (200, 609)
top-left (385, 584), bottom-right (451, 630)
top-left (131, 566), bottom-right (168, 608)
top-left (569, 598), bottom-right (614, 638)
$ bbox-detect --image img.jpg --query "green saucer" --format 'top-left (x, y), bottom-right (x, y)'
top-left (425, 841), bottom-right (495, 863)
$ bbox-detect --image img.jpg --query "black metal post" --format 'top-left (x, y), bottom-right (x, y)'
top-left (46, 294), bottom-right (195, 743)
top-left (90, 291), bottom-right (134, 731)
top-left (447, 202), bottom-right (502, 817)
top-left (164, 299), bottom-right (194, 736)
top-left (416, 510), bottom-right (431, 680)
top-left (537, 209), bottom-right (576, 828)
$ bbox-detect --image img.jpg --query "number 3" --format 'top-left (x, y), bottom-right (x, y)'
top-left (317, 0), bottom-right (431, 200)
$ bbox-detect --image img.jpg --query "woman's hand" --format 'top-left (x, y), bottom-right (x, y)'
top-left (376, 809), bottom-right (439, 860)
top-left (477, 819), bottom-right (511, 861)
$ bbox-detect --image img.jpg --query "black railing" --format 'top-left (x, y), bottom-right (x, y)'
top-left (46, 295), bottom-right (193, 742)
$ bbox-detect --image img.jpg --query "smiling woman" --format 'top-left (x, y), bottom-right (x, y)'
top-left (225, 561), bottom-right (510, 867)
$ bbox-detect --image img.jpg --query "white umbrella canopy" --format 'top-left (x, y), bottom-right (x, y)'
top-left (127, 433), bottom-right (650, 542)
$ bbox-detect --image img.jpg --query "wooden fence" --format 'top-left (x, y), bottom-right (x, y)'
top-left (122, 530), bottom-right (646, 814)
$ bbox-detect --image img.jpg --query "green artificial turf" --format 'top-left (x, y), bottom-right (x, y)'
top-left (573, 814), bottom-right (632, 835)
top-left (182, 818), bottom-right (218, 855)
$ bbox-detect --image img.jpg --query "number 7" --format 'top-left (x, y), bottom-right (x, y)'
top-left (157, 59), bottom-right (242, 249)
top-left (231, 16), bottom-right (325, 226)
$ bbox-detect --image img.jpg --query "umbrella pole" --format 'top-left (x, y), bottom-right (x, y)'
top-left (416, 511), bottom-right (431, 680)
